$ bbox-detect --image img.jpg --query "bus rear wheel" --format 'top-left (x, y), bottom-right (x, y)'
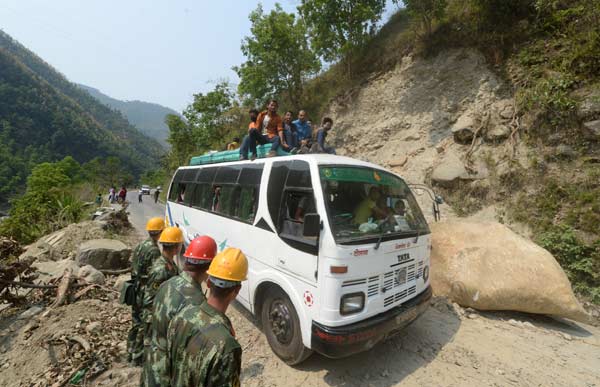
top-left (261, 288), bottom-right (312, 365)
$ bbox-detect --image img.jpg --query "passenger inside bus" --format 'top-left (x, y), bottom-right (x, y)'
top-left (353, 187), bottom-right (388, 225)
top-left (281, 192), bottom-right (316, 238)
top-left (177, 184), bottom-right (186, 203)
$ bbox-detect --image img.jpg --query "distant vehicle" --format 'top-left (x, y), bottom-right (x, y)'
top-left (141, 185), bottom-right (151, 195)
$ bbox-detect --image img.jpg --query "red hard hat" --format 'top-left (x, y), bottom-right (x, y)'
top-left (184, 235), bottom-right (217, 265)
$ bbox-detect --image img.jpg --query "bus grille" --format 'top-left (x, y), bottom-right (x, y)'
top-left (341, 262), bottom-right (420, 303)
top-left (384, 285), bottom-right (417, 307)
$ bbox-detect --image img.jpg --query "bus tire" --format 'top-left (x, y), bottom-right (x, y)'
top-left (261, 288), bottom-right (312, 365)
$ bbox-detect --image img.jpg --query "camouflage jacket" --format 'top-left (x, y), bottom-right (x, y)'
top-left (131, 238), bottom-right (160, 287)
top-left (142, 255), bottom-right (179, 324)
top-left (142, 271), bottom-right (206, 387)
top-left (167, 301), bottom-right (241, 387)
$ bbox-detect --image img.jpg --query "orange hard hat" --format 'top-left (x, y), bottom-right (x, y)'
top-left (158, 226), bottom-right (184, 245)
top-left (184, 236), bottom-right (217, 265)
top-left (206, 247), bottom-right (248, 286)
top-left (146, 217), bottom-right (166, 232)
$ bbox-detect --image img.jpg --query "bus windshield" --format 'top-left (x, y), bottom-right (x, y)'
top-left (319, 166), bottom-right (429, 244)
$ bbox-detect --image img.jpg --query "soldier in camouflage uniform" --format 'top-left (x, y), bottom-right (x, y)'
top-left (140, 226), bottom-right (183, 365)
top-left (166, 247), bottom-right (248, 386)
top-left (127, 217), bottom-right (164, 366)
top-left (141, 235), bottom-right (217, 387)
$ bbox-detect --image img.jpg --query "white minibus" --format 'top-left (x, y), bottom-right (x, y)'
top-left (166, 154), bottom-right (432, 364)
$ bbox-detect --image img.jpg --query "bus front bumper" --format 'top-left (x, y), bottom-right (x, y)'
top-left (311, 286), bottom-right (432, 358)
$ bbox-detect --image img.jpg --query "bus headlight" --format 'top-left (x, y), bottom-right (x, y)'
top-left (423, 265), bottom-right (429, 283)
top-left (340, 292), bottom-right (365, 315)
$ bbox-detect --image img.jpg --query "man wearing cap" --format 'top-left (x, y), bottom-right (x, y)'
top-left (140, 226), bottom-right (183, 365)
top-left (141, 236), bottom-right (217, 387)
top-left (167, 247), bottom-right (248, 386)
top-left (127, 217), bottom-right (164, 366)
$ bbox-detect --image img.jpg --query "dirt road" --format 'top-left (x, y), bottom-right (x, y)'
top-left (123, 200), bottom-right (600, 387)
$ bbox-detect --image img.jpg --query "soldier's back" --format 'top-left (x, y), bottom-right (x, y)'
top-left (167, 302), bottom-right (241, 387)
top-left (142, 272), bottom-right (206, 386)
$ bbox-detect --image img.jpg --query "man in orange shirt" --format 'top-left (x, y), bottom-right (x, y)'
top-left (239, 100), bottom-right (284, 160)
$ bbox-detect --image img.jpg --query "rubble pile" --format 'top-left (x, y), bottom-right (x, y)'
top-left (30, 303), bottom-right (131, 387)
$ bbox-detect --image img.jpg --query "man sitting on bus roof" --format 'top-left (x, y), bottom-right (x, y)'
top-left (239, 100), bottom-right (284, 160)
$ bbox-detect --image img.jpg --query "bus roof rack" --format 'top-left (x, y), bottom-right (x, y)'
top-left (189, 143), bottom-right (290, 166)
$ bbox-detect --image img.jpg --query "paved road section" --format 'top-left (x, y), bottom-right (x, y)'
top-left (116, 195), bottom-right (165, 236)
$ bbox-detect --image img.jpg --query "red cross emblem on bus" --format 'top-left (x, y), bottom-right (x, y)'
top-left (304, 291), bottom-right (314, 307)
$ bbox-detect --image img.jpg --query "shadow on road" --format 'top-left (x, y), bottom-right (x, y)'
top-left (234, 297), bottom-right (461, 387)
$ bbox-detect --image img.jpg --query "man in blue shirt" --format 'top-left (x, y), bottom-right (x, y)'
top-left (292, 110), bottom-right (312, 144)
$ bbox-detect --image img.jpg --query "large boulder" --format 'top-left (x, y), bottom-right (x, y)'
top-left (430, 221), bottom-right (589, 322)
top-left (76, 239), bottom-right (131, 270)
top-left (32, 259), bottom-right (80, 283)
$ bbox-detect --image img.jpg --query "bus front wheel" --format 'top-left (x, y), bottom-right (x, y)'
top-left (261, 288), bottom-right (312, 365)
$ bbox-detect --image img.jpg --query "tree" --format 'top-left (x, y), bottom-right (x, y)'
top-left (235, 4), bottom-right (321, 109)
top-left (402, 0), bottom-right (447, 37)
top-left (183, 81), bottom-right (235, 149)
top-left (298, 0), bottom-right (386, 63)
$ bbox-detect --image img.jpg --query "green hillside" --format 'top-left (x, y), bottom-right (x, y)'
top-left (0, 30), bottom-right (164, 207)
top-left (78, 84), bottom-right (177, 146)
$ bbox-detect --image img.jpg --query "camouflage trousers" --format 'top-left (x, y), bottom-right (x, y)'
top-left (127, 305), bottom-right (144, 366)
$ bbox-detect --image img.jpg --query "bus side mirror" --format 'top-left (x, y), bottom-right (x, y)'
top-left (303, 213), bottom-right (321, 237)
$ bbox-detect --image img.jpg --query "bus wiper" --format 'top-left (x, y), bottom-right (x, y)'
top-left (374, 230), bottom-right (385, 250)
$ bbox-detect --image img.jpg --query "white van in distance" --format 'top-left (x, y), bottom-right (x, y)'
top-left (166, 154), bottom-right (432, 364)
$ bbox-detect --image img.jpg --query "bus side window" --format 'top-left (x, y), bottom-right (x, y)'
top-left (190, 184), bottom-right (210, 210)
top-left (237, 186), bottom-right (258, 222)
top-left (168, 169), bottom-right (185, 202)
top-left (276, 160), bottom-right (318, 249)
top-left (237, 165), bottom-right (263, 223)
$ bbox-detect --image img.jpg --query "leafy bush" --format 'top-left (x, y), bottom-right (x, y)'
top-left (0, 157), bottom-right (86, 244)
top-left (538, 225), bottom-right (600, 302)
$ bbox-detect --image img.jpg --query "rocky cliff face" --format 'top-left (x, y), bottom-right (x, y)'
top-left (326, 49), bottom-right (528, 221)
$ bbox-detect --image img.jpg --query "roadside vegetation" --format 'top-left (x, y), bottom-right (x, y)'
top-left (0, 156), bottom-right (134, 244)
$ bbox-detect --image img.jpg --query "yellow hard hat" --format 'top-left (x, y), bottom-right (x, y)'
top-left (158, 226), bottom-right (184, 244)
top-left (146, 217), bottom-right (166, 232)
top-left (207, 247), bottom-right (248, 284)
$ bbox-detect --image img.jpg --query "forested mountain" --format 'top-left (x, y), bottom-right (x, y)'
top-left (0, 30), bottom-right (164, 207)
top-left (78, 84), bottom-right (176, 146)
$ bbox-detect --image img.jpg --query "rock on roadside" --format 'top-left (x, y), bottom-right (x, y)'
top-left (76, 239), bottom-right (131, 270)
top-left (32, 259), bottom-right (80, 283)
top-left (78, 265), bottom-right (106, 285)
top-left (430, 220), bottom-right (589, 322)
top-left (113, 274), bottom-right (131, 293)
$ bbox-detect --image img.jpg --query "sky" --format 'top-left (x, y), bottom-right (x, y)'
top-left (0, 1), bottom-right (398, 112)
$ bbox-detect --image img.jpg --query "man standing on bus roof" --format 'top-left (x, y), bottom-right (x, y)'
top-left (140, 226), bottom-right (183, 364)
top-left (141, 235), bottom-right (217, 387)
top-left (167, 248), bottom-right (248, 386)
top-left (239, 100), bottom-right (283, 160)
top-left (127, 217), bottom-right (164, 366)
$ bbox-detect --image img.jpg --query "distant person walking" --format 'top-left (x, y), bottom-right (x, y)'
top-left (153, 189), bottom-right (160, 204)
top-left (118, 186), bottom-right (127, 203)
top-left (109, 187), bottom-right (116, 203)
top-left (138, 189), bottom-right (143, 203)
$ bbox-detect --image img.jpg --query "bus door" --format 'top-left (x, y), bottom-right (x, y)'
top-left (267, 160), bottom-right (319, 283)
